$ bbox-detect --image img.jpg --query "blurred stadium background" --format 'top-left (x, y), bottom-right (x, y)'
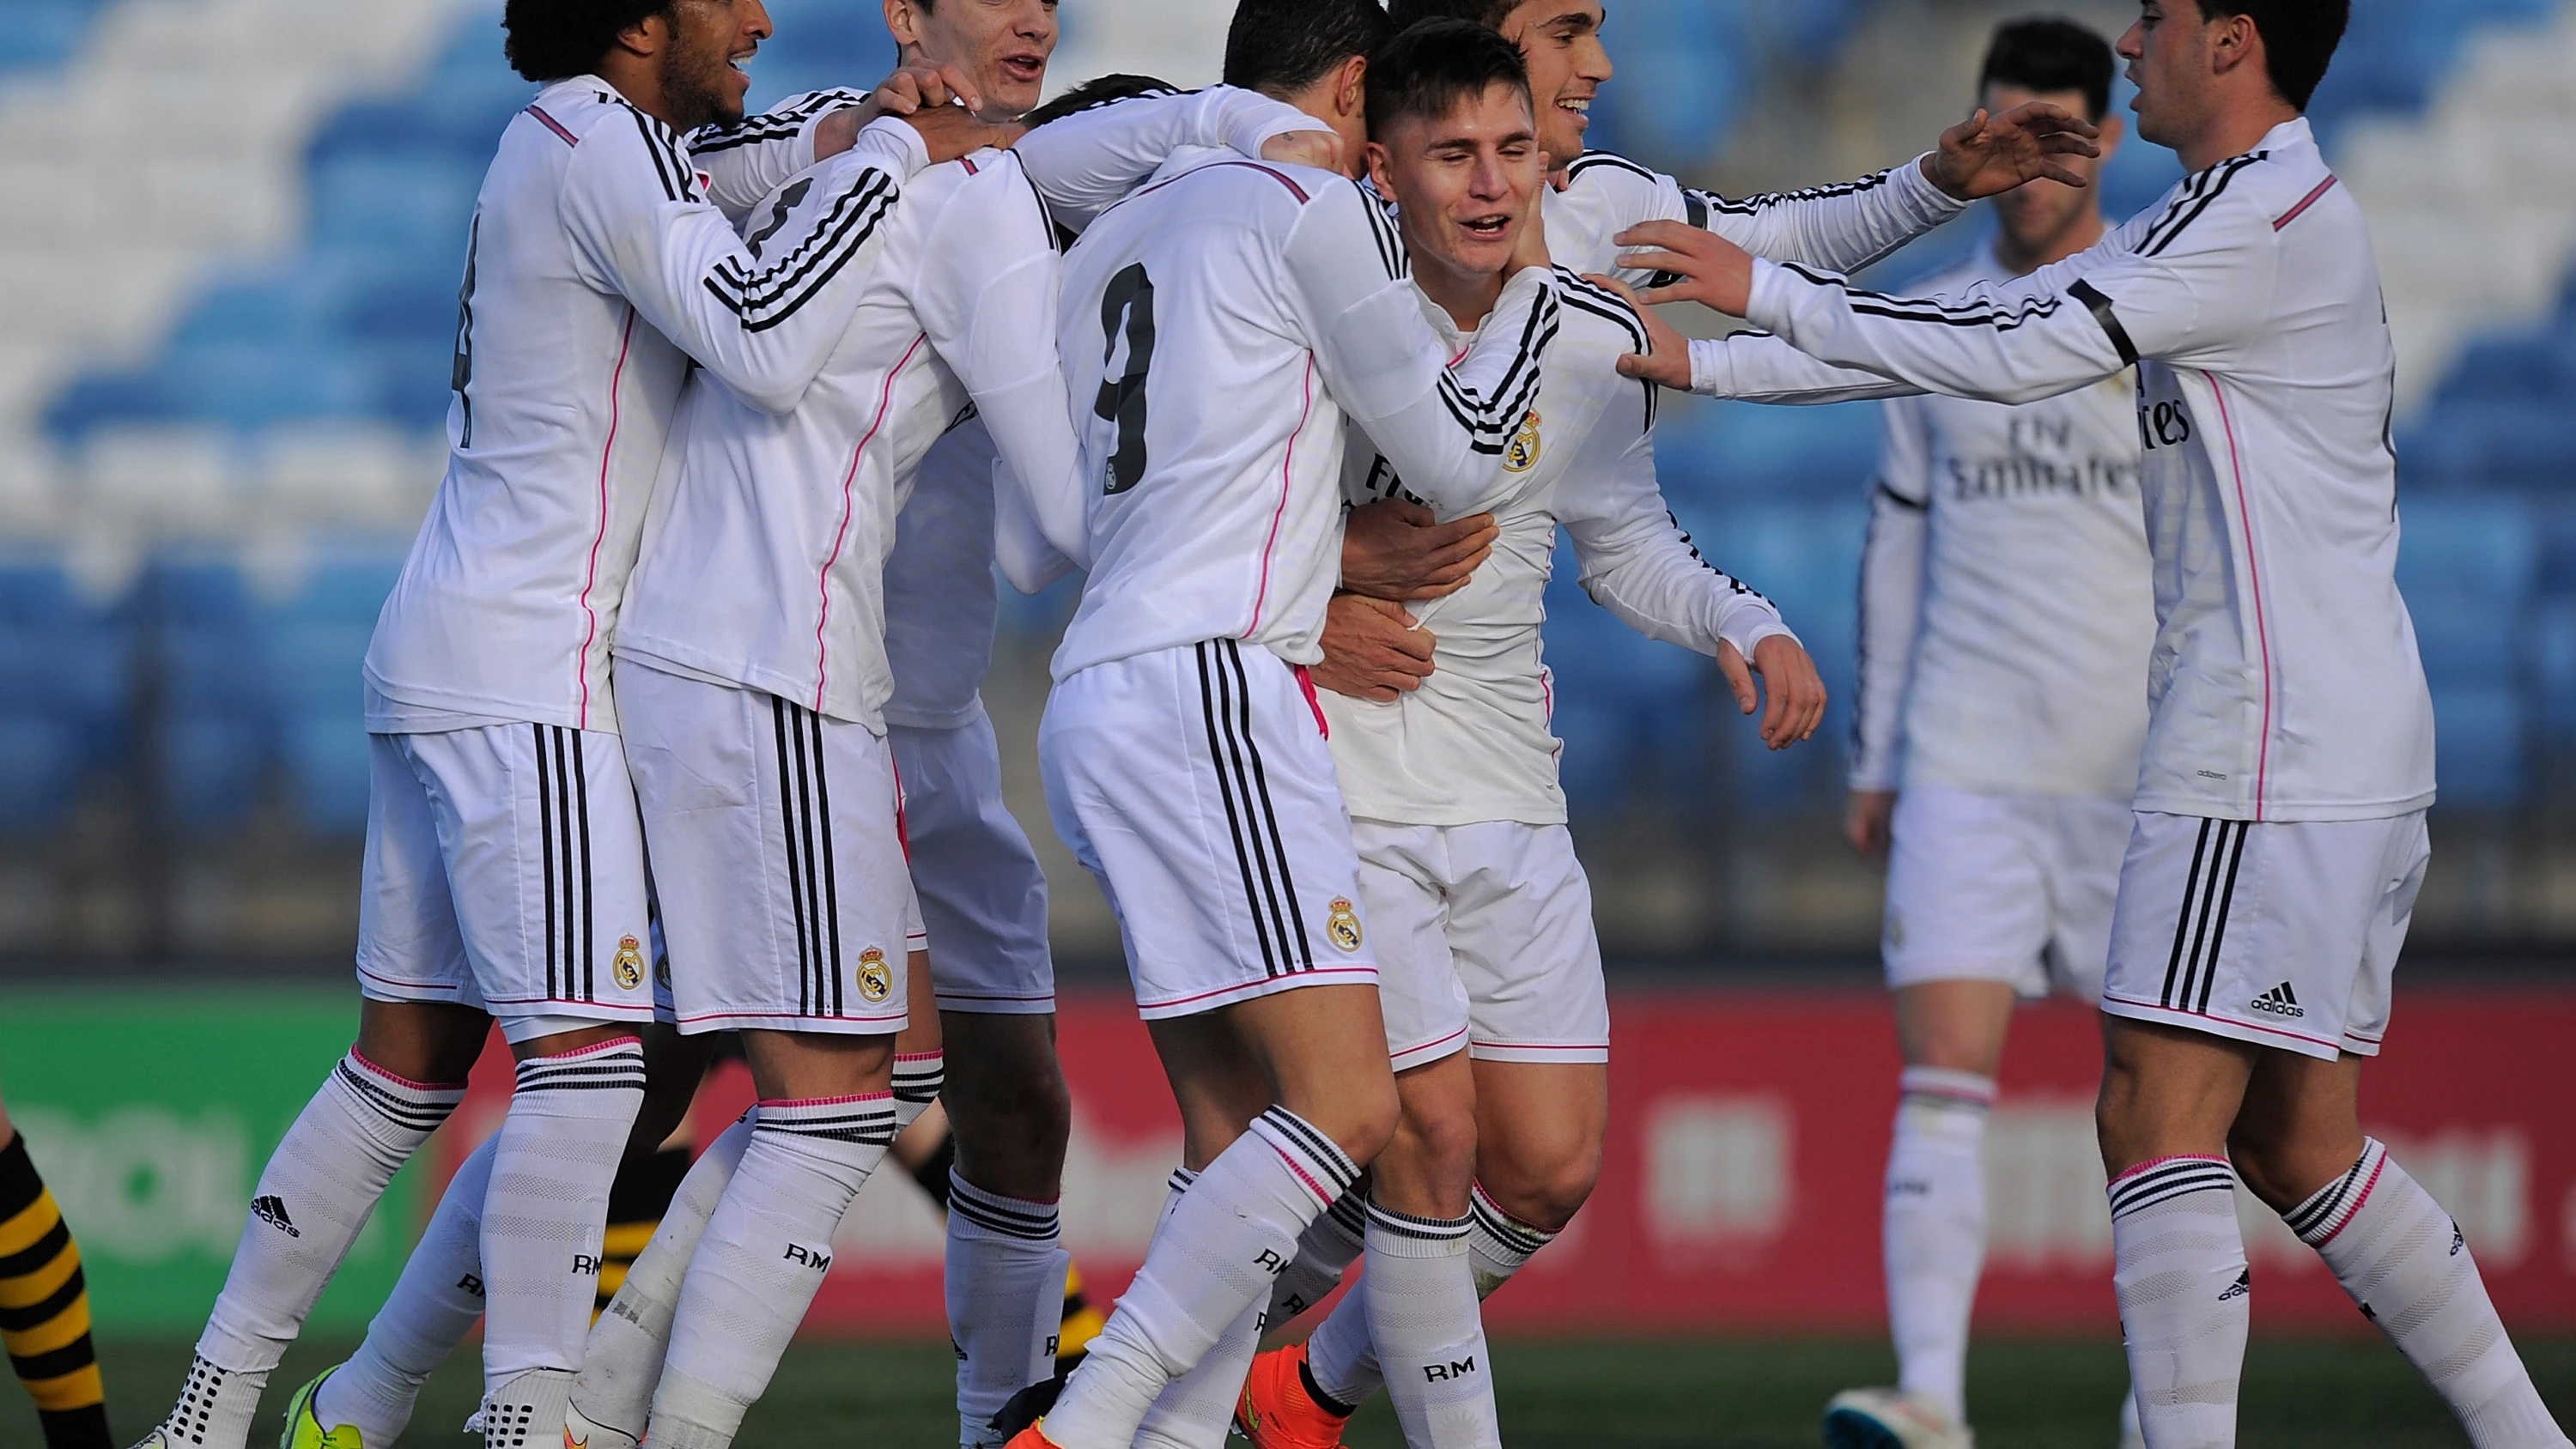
top-left (0, 1), bottom-right (2571, 1442)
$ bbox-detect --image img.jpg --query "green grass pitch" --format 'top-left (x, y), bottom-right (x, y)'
top-left (24, 1336), bottom-right (2573, 1448)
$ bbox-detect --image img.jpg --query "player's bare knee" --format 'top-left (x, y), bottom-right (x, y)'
top-left (1395, 1094), bottom-right (1481, 1189)
top-left (356, 998), bottom-right (491, 1083)
top-left (1479, 1138), bottom-right (1600, 1232)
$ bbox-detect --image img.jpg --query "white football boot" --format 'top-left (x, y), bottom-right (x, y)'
top-left (1822, 1386), bottom-right (1975, 1449)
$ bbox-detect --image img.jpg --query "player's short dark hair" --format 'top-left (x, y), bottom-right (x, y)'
top-left (1364, 20), bottom-right (1533, 139)
top-left (1387, 0), bottom-right (1522, 30)
top-left (1978, 16), bottom-right (2115, 121)
top-left (503, 0), bottom-right (681, 83)
top-left (2190, 0), bottom-right (2348, 111)
top-left (1022, 74), bottom-right (1182, 130)
top-left (1221, 0), bottom-right (1396, 98)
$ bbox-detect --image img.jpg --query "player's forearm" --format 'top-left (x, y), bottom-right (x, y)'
top-left (1698, 159), bottom-right (1965, 276)
top-left (1582, 551), bottom-right (1792, 662)
top-left (1745, 257), bottom-right (2124, 406)
top-left (691, 88), bottom-right (872, 221)
top-left (1688, 332), bottom-right (1924, 403)
top-left (1016, 85), bottom-right (1319, 230)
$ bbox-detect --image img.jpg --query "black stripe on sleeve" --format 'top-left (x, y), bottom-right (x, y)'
top-left (2069, 280), bottom-right (2139, 367)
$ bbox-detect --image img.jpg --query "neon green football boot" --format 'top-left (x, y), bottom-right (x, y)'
top-left (279, 1369), bottom-right (364, 1449)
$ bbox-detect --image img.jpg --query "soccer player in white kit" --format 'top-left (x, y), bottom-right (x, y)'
top-left (1819, 20), bottom-right (2152, 1449)
top-left (1626, 3), bottom-right (2576, 1445)
top-left (1185, 25), bottom-right (1827, 1449)
top-left (1000, 3), bottom-right (1570, 1445)
top-left (118, 3), bottom-right (1005, 1447)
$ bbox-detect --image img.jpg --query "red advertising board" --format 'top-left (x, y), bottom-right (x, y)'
top-left (436, 988), bottom-right (2576, 1336)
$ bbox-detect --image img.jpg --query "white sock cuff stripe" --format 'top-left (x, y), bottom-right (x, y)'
top-left (891, 1052), bottom-right (945, 1104)
top-left (1250, 1107), bottom-right (1361, 1204)
top-left (947, 1171), bottom-right (1062, 1242)
top-left (2107, 1155), bottom-right (2238, 1219)
top-left (752, 1094), bottom-right (896, 1145)
top-left (1898, 1065), bottom-right (1997, 1109)
top-left (2281, 1137), bottom-right (2390, 1246)
top-left (335, 1055), bottom-right (467, 1133)
top-left (510, 1039), bottom-right (646, 1093)
top-left (1364, 1200), bottom-right (1472, 1242)
top-left (1468, 1185), bottom-right (1553, 1256)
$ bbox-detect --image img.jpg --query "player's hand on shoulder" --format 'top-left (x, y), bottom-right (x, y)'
top-left (1846, 790), bottom-right (1897, 860)
top-left (872, 62), bottom-right (986, 118)
top-left (1313, 595), bottom-right (1437, 704)
top-left (1340, 499), bottom-right (1498, 602)
top-left (1261, 130), bottom-right (1349, 175)
top-left (1614, 221), bottom-right (1754, 319)
top-left (1507, 175), bottom-right (1552, 277)
top-left (1925, 100), bottom-right (2101, 200)
top-left (1589, 275), bottom-right (1693, 391)
top-left (903, 102), bottom-right (1018, 165)
top-left (1718, 634), bottom-right (1827, 752)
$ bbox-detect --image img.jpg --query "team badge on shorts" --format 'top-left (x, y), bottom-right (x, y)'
top-left (856, 947), bottom-right (894, 1003)
top-left (612, 934), bottom-right (647, 990)
top-left (1504, 410), bottom-right (1543, 473)
top-left (1326, 898), bottom-right (1364, 953)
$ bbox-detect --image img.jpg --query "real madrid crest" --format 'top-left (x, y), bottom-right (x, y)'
top-left (612, 934), bottom-right (646, 990)
top-left (1503, 409), bottom-right (1543, 473)
top-left (856, 947), bottom-right (894, 1003)
top-left (1326, 897), bottom-right (1364, 953)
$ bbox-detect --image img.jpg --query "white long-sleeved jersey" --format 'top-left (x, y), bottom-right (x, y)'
top-left (617, 147), bottom-right (1072, 731)
top-left (1050, 152), bottom-right (1556, 680)
top-left (1698, 118), bottom-right (2433, 823)
top-left (1324, 273), bottom-right (1793, 828)
top-left (1552, 149), bottom-right (1966, 282)
top-left (1848, 247), bottom-right (2153, 801)
top-left (363, 79), bottom-right (923, 735)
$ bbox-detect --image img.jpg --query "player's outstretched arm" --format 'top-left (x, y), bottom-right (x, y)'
top-left (1584, 271), bottom-right (1917, 402)
top-left (1289, 179), bottom-right (1558, 517)
top-left (1923, 101), bottom-right (2102, 200)
top-left (689, 63), bottom-right (988, 221)
top-left (1015, 85), bottom-right (1339, 232)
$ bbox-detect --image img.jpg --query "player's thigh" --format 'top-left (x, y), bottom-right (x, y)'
top-left (397, 723), bottom-right (657, 1042)
top-left (1039, 641), bottom-right (1378, 1018)
top-left (1445, 822), bottom-right (1607, 1068)
top-left (1351, 822), bottom-right (1473, 1073)
top-left (2102, 810), bottom-right (2425, 1064)
top-left (1890, 979), bottom-right (2019, 1078)
top-left (890, 717), bottom-right (1057, 1016)
top-left (1470, 1058), bottom-right (1608, 1231)
top-left (1881, 786), bottom-right (2055, 997)
top-left (2097, 1014), bottom-right (2260, 1174)
top-left (622, 664), bottom-right (911, 1039)
top-left (1146, 1010), bottom-right (1279, 1169)
top-left (2039, 793), bottom-right (2136, 1003)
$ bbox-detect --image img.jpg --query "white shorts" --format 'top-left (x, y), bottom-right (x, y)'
top-left (1882, 786), bottom-right (2131, 1000)
top-left (619, 663), bottom-right (920, 1036)
top-left (1354, 819), bottom-right (1610, 1072)
top-left (890, 716), bottom-right (1055, 1015)
top-left (356, 723), bottom-right (659, 1043)
top-left (2103, 809), bottom-right (2430, 1061)
top-left (1041, 640), bottom-right (1376, 1018)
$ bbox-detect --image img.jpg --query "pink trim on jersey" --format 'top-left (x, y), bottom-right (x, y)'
top-left (1132, 159), bottom-right (1311, 205)
top-left (2206, 373), bottom-right (2273, 817)
top-left (1294, 664), bottom-right (1327, 738)
top-left (2273, 176), bottom-right (2338, 231)
top-left (816, 331), bottom-right (932, 711)
top-left (1246, 358), bottom-right (1318, 637)
top-left (526, 106), bottom-right (580, 147)
top-left (960, 155), bottom-right (980, 176)
top-left (575, 307), bottom-right (641, 731)
top-left (1145, 965), bottom-right (1377, 1010)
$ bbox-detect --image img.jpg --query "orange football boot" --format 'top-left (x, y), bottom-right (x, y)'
top-left (1001, 1423), bottom-right (1062, 1449)
top-left (1235, 1343), bottom-right (1355, 1449)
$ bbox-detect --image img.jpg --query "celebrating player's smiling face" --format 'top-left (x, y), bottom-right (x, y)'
top-left (1497, 0), bottom-right (1611, 169)
top-left (884, 0), bottom-right (1060, 122)
top-left (1366, 82), bottom-right (1545, 300)
top-left (663, 0), bottom-right (775, 130)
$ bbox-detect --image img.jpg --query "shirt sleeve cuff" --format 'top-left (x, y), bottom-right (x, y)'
top-left (1687, 336), bottom-right (1735, 397)
top-left (852, 114), bottom-right (933, 180)
top-left (1744, 257), bottom-right (1799, 336)
top-left (1723, 614), bottom-right (1798, 660)
top-left (1899, 151), bottom-right (1971, 221)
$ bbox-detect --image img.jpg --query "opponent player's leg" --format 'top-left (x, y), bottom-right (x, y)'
top-left (892, 716), bottom-right (1078, 1446)
top-left (1, 1095), bottom-right (112, 1449)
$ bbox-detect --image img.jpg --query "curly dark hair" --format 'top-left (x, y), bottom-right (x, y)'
top-left (503, 0), bottom-right (677, 84)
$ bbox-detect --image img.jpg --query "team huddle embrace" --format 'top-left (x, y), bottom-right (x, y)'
top-left (113, 1), bottom-right (2573, 1448)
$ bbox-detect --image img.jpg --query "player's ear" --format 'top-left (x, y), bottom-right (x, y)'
top-left (1364, 140), bottom-right (1394, 199)
top-left (1334, 54), bottom-right (1369, 124)
top-left (883, 0), bottom-right (922, 50)
top-left (612, 10), bottom-right (668, 59)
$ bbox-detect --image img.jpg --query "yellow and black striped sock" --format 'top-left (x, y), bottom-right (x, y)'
top-left (1, 1131), bottom-right (110, 1449)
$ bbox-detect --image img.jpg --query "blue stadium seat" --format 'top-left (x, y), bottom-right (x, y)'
top-left (2397, 495), bottom-right (2535, 688)
top-left (0, 716), bottom-right (87, 829)
top-left (1585, 1), bottom-right (1751, 178)
top-left (258, 554), bottom-right (398, 831)
top-left (0, 558), bottom-right (134, 828)
top-left (2430, 684), bottom-right (2524, 809)
top-left (0, 0), bottom-right (104, 82)
top-left (1710, 500), bottom-right (1865, 810)
top-left (1541, 555), bottom-right (1715, 816)
top-left (145, 561), bottom-right (276, 830)
top-left (2531, 597), bottom-right (2576, 740)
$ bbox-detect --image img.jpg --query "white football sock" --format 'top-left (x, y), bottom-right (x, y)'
top-left (1309, 1182), bottom-right (1561, 1412)
top-left (2284, 1138), bottom-right (2573, 1449)
top-left (478, 1040), bottom-right (647, 1399)
top-left (646, 1094), bottom-right (896, 1449)
top-left (167, 1053), bottom-right (465, 1449)
top-left (1885, 1066), bottom-right (1994, 1425)
top-left (895, 1052), bottom-right (945, 1132)
top-left (2108, 1156), bottom-right (2248, 1449)
top-left (1364, 1202), bottom-right (1498, 1449)
top-left (1042, 1108), bottom-right (1359, 1449)
top-left (572, 1116), bottom-right (755, 1441)
top-left (1134, 1295), bottom-right (1261, 1449)
top-left (1269, 1191), bottom-right (1365, 1328)
top-left (946, 1170), bottom-right (1065, 1446)
top-left (314, 1136), bottom-right (496, 1446)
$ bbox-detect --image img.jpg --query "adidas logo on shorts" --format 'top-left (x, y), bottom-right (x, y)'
top-left (2250, 982), bottom-right (2305, 1018)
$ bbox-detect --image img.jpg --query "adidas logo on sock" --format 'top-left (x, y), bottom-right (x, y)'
top-left (252, 1195), bottom-right (301, 1238)
top-left (2218, 1270), bottom-right (2251, 1301)
top-left (2249, 982), bottom-right (2305, 1018)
